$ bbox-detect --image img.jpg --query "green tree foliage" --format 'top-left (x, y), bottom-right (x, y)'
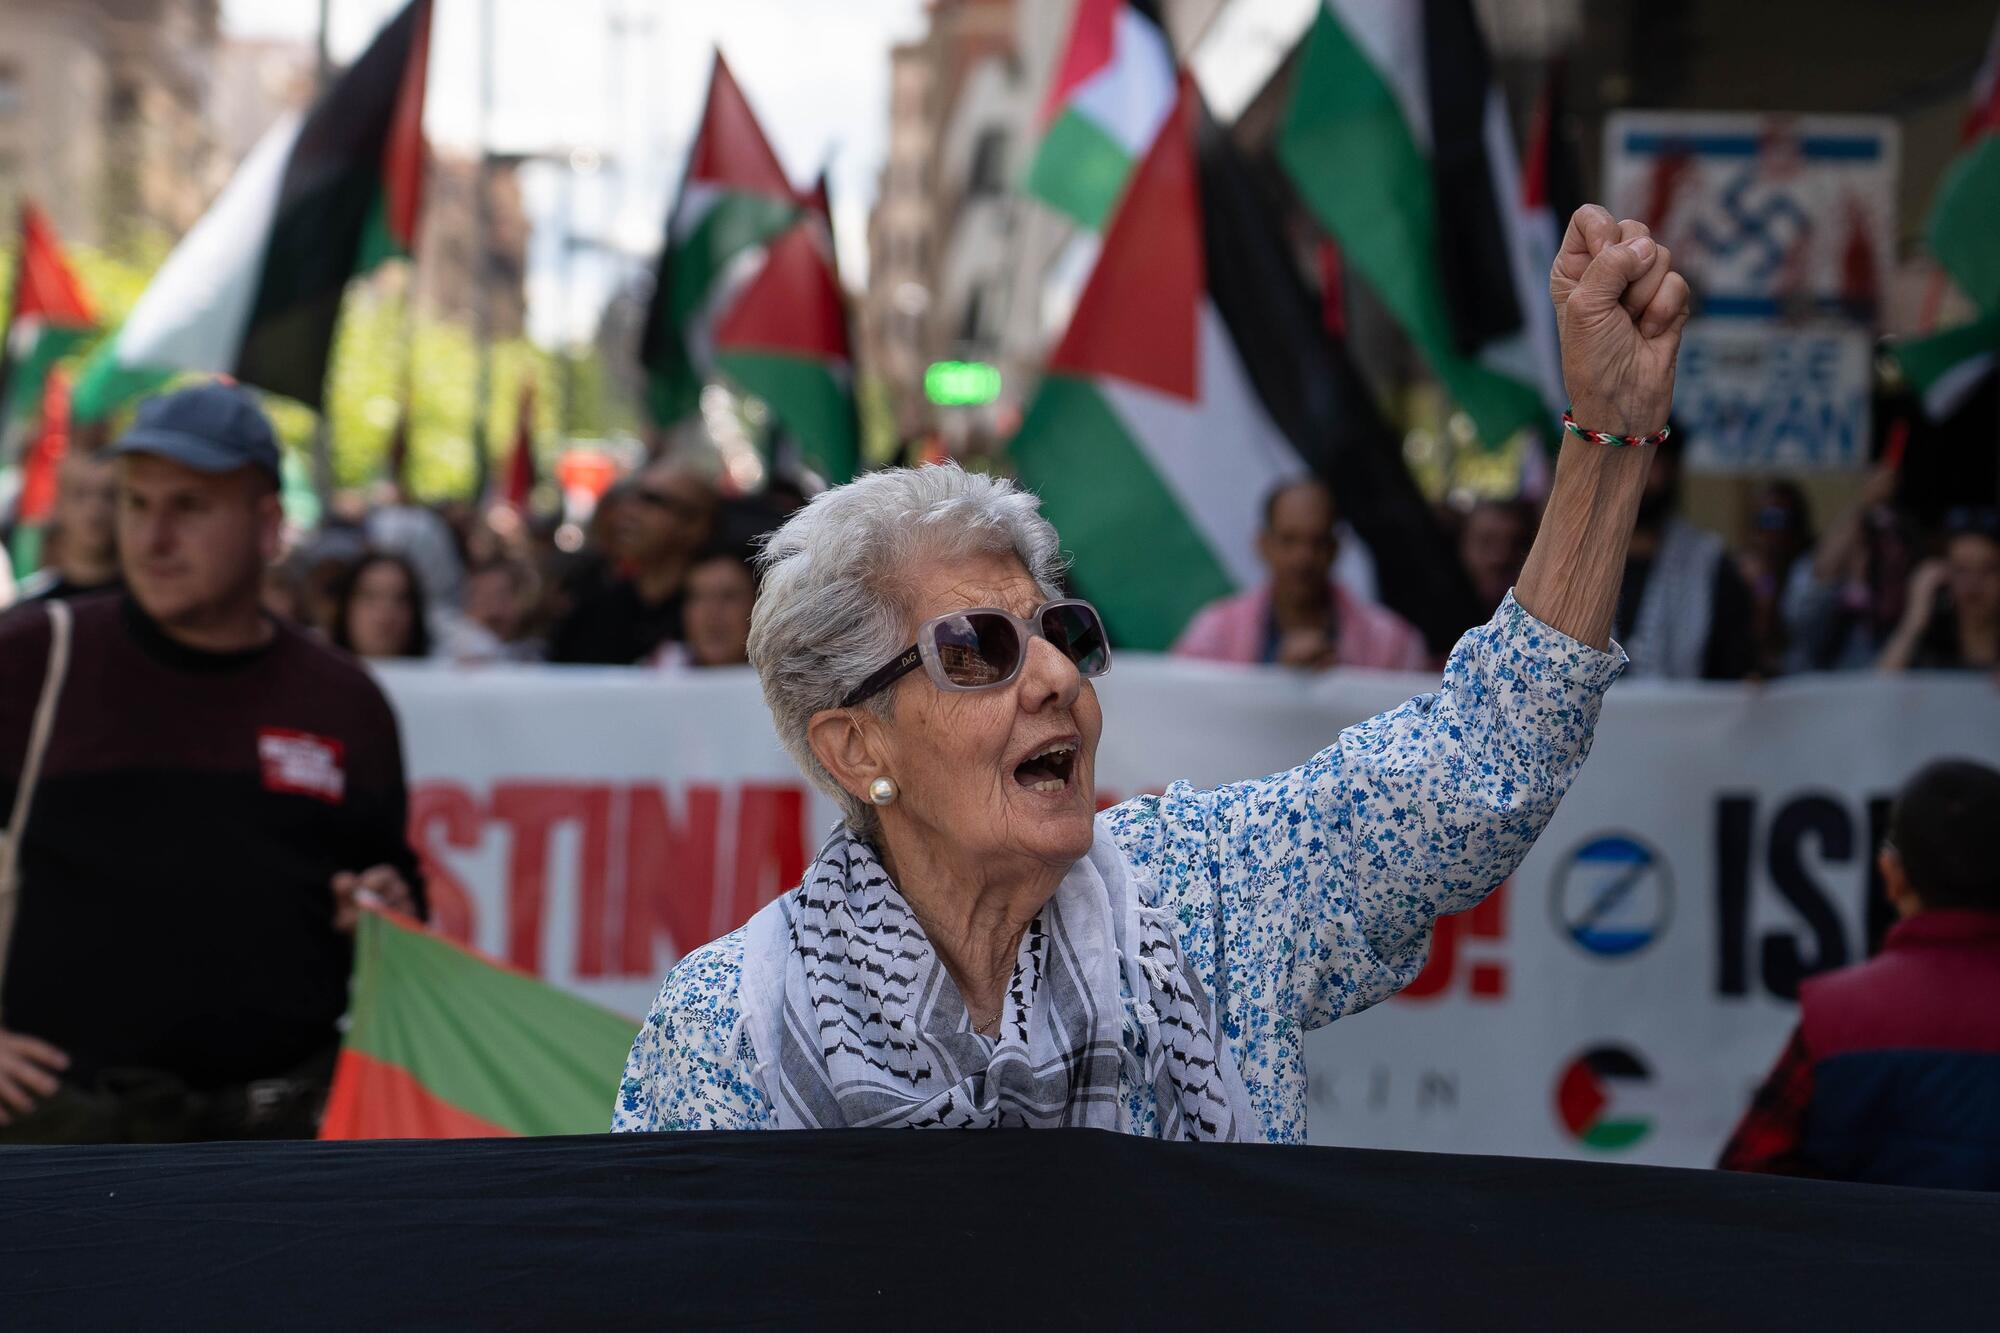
top-left (4, 234), bottom-right (628, 503)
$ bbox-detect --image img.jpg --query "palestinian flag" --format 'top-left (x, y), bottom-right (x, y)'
top-left (1892, 307), bottom-right (2000, 421)
top-left (640, 52), bottom-right (799, 428)
top-left (1024, 0), bottom-right (1176, 230)
top-left (715, 218), bottom-right (859, 483)
top-left (1276, 0), bottom-right (1559, 448)
top-left (1925, 14), bottom-right (2000, 317)
top-left (0, 202), bottom-right (96, 447)
top-left (1010, 78), bottom-right (1476, 652)
top-left (320, 909), bottom-right (634, 1139)
top-left (73, 0), bottom-right (431, 421)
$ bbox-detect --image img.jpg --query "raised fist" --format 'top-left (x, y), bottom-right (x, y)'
top-left (1551, 204), bottom-right (1691, 438)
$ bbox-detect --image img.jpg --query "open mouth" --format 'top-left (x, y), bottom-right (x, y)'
top-left (1012, 739), bottom-right (1079, 793)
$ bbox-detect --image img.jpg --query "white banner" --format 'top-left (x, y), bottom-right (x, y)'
top-left (377, 661), bottom-right (2000, 1166)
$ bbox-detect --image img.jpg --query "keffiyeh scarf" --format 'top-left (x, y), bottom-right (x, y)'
top-left (736, 824), bottom-right (1256, 1139)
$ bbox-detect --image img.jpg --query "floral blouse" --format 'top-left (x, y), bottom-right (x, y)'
top-left (613, 595), bottom-right (1625, 1143)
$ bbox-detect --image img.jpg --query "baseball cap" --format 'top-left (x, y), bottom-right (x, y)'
top-left (109, 380), bottom-right (281, 481)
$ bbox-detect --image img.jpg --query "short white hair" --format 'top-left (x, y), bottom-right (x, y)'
top-left (747, 465), bottom-right (1066, 831)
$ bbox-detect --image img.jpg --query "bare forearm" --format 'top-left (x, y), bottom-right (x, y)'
top-left (1876, 616), bottom-right (1925, 673)
top-left (1521, 204), bottom-right (1689, 649)
top-left (1513, 439), bottom-right (1651, 650)
top-left (1811, 508), bottom-right (1866, 585)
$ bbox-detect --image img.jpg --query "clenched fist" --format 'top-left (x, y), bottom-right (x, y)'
top-left (1552, 204), bottom-right (1691, 439)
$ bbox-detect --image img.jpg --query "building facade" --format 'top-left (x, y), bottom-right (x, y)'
top-left (0, 0), bottom-right (223, 252)
top-left (863, 0), bottom-right (1229, 454)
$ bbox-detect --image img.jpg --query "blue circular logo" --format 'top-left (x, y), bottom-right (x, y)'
top-left (1552, 834), bottom-right (1673, 958)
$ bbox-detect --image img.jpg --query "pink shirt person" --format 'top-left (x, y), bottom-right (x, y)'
top-left (1172, 477), bottom-right (1429, 672)
top-left (1172, 579), bottom-right (1428, 671)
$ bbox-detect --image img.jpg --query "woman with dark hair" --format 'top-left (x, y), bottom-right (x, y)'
top-left (649, 546), bottom-right (758, 670)
top-left (331, 552), bottom-right (432, 661)
top-left (1880, 508), bottom-right (2000, 673)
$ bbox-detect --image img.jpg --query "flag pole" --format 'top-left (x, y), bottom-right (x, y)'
top-left (469, 0), bottom-right (496, 507)
top-left (308, 0), bottom-right (337, 508)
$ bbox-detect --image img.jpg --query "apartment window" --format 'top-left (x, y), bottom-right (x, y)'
top-left (966, 129), bottom-right (1008, 199)
top-left (0, 64), bottom-right (22, 117)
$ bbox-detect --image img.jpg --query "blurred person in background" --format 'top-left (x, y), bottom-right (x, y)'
top-left (330, 551), bottom-right (432, 662)
top-left (1738, 480), bottom-right (1815, 678)
top-left (548, 460), bottom-right (715, 664)
top-left (1721, 758), bottom-right (2000, 1190)
top-left (1172, 478), bottom-right (1428, 672)
top-left (298, 552), bottom-right (353, 639)
top-left (1782, 462), bottom-right (1915, 671)
top-left (0, 382), bottom-right (423, 1143)
top-left (13, 446), bottom-right (121, 605)
top-left (649, 546), bottom-right (757, 670)
top-left (1878, 507), bottom-right (2000, 674)
top-left (365, 502), bottom-right (463, 613)
top-left (462, 556), bottom-right (545, 662)
top-left (1614, 430), bottom-right (1755, 680)
top-left (1458, 498), bottom-right (1537, 619)
top-left (261, 558), bottom-right (308, 625)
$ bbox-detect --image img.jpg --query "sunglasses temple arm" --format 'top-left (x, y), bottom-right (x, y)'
top-left (840, 644), bottom-right (924, 708)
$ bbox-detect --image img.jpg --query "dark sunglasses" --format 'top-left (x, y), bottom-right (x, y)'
top-left (840, 599), bottom-right (1111, 708)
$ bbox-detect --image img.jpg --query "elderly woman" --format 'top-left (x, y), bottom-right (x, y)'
top-left (614, 207), bottom-right (1689, 1141)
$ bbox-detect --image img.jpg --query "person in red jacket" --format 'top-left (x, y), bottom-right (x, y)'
top-left (1720, 758), bottom-right (2000, 1189)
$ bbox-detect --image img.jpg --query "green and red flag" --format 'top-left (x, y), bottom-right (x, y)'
top-left (640, 52), bottom-right (799, 428)
top-left (714, 212), bottom-right (859, 484)
top-left (1009, 77), bottom-right (1475, 652)
top-left (1905, 13), bottom-right (2000, 419)
top-left (1926, 12), bottom-right (2000, 314)
top-left (1024, 0), bottom-right (1176, 230)
top-left (73, 0), bottom-right (432, 422)
top-left (320, 909), bottom-right (634, 1139)
top-left (1275, 0), bottom-right (1561, 448)
top-left (0, 202), bottom-right (96, 446)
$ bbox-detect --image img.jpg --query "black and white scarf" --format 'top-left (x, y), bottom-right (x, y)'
top-left (736, 825), bottom-right (1256, 1138)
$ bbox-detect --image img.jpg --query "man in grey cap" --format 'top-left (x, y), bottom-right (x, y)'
top-left (0, 381), bottom-right (424, 1142)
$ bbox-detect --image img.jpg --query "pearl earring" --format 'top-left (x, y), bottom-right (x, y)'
top-left (868, 776), bottom-right (899, 806)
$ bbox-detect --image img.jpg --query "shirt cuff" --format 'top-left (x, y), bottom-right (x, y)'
top-left (1490, 589), bottom-right (1629, 695)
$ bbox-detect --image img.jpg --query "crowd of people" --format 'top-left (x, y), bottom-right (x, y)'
top-left (1168, 434), bottom-right (1998, 683)
top-left (6, 410), bottom-right (1995, 685)
top-left (4, 434), bottom-right (791, 676)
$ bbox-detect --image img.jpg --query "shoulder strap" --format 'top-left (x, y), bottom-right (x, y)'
top-left (0, 598), bottom-right (74, 1014)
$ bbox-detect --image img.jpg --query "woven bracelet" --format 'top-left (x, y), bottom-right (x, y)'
top-left (1561, 408), bottom-right (1670, 448)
